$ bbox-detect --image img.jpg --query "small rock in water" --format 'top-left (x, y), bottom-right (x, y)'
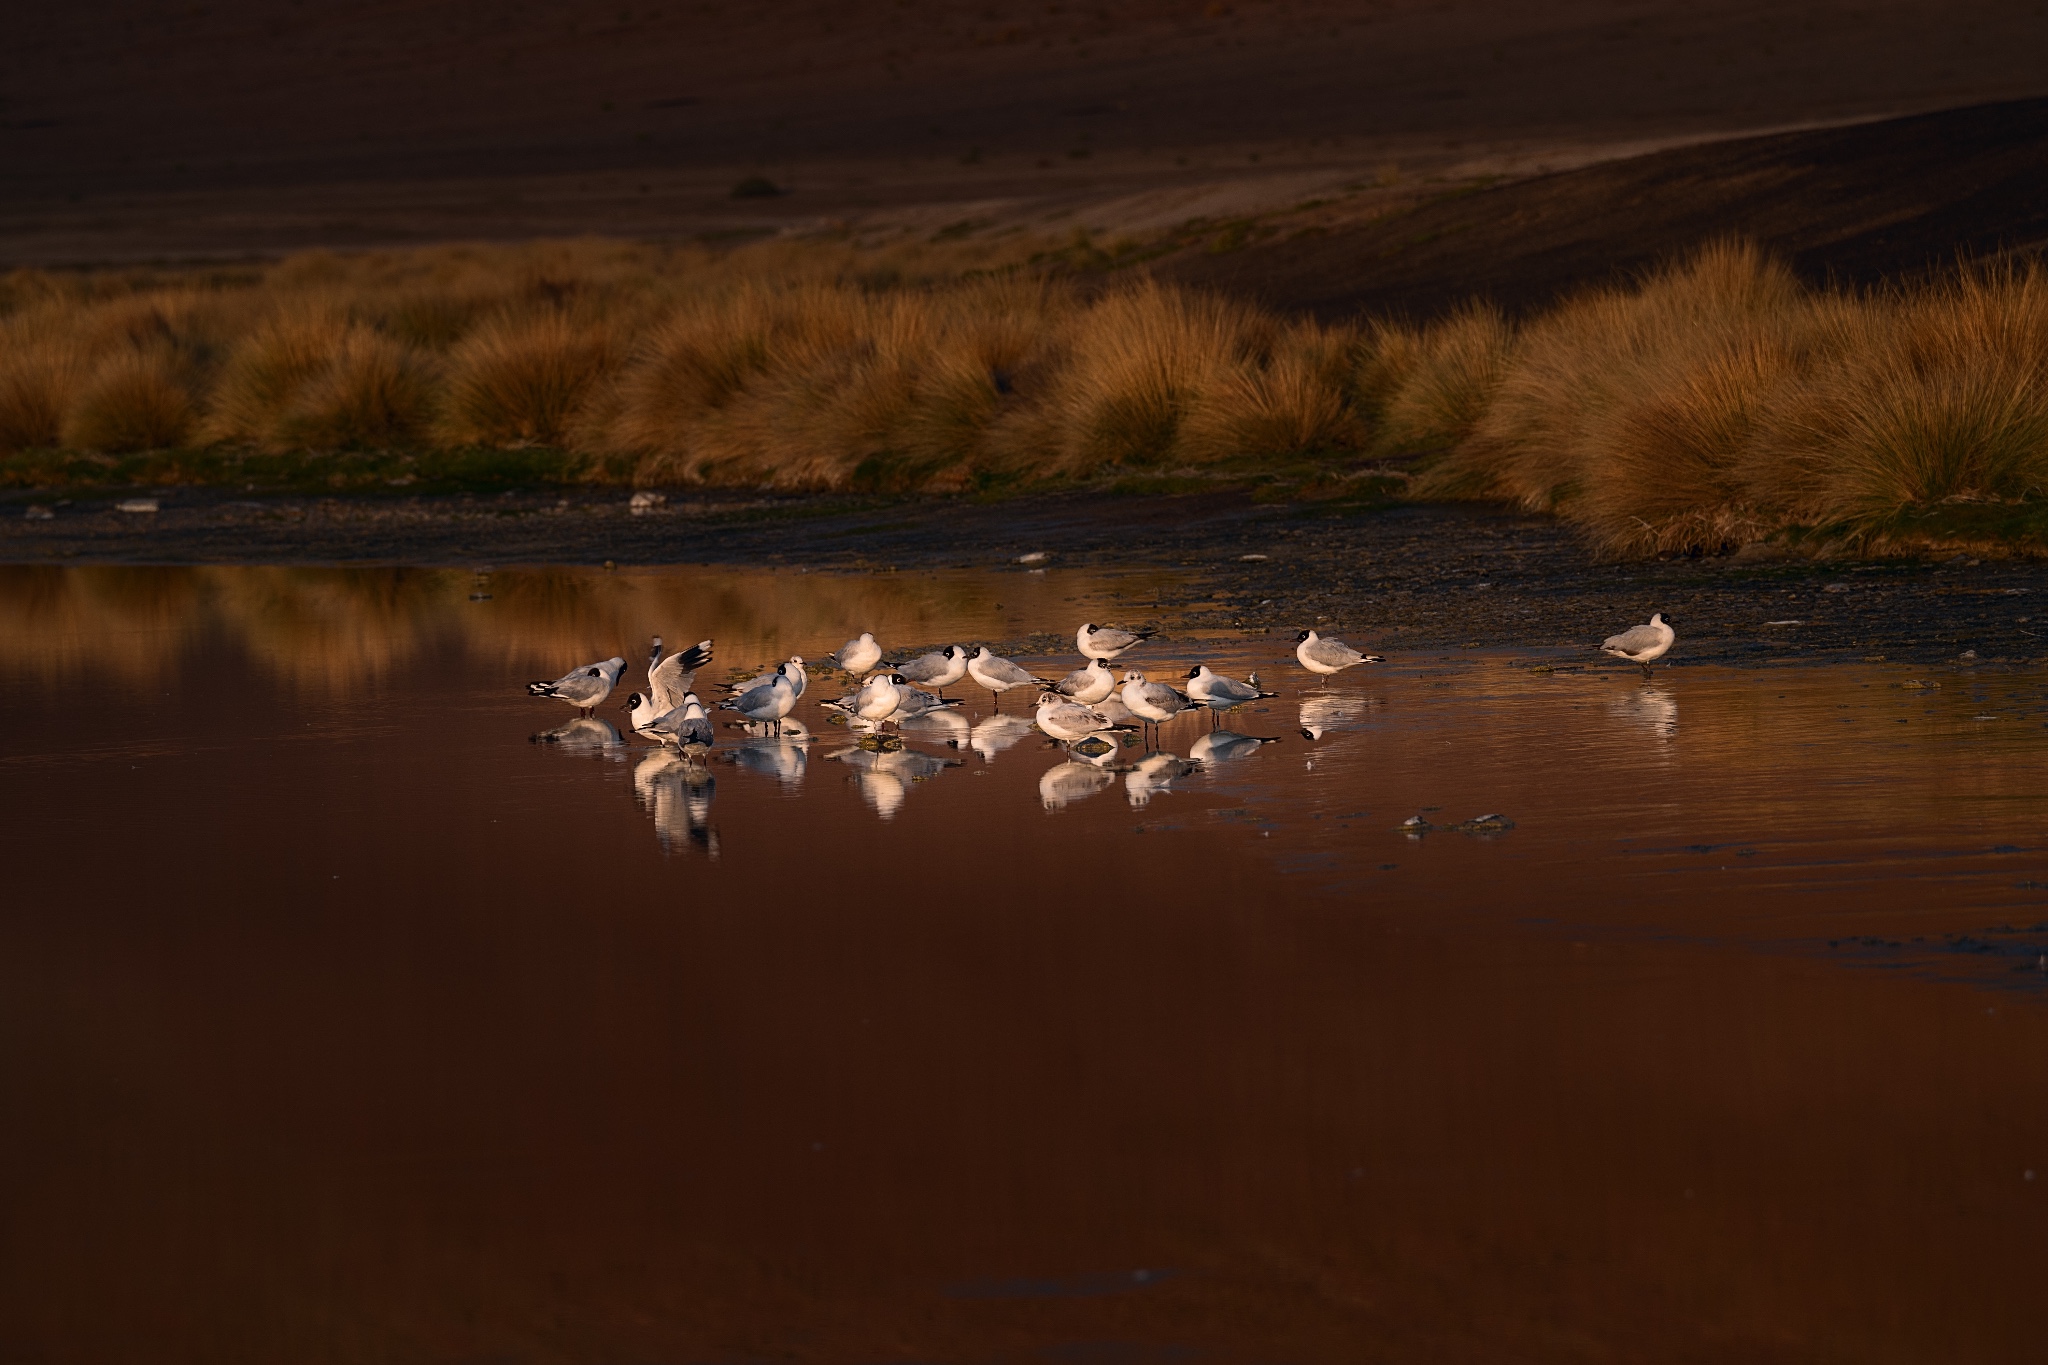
top-left (23, 505), bottom-right (54, 520)
top-left (1017, 551), bottom-right (1049, 565)
top-left (1453, 813), bottom-right (1516, 833)
top-left (1239, 553), bottom-right (1268, 562)
top-left (1958, 649), bottom-right (1979, 660)
top-left (629, 490), bottom-right (667, 514)
top-left (116, 499), bottom-right (159, 514)
top-left (1823, 582), bottom-right (1851, 593)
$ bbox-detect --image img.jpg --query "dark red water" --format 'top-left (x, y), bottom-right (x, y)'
top-left (1, 565), bottom-right (2044, 1364)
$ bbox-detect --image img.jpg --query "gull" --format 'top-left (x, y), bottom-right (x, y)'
top-left (969, 713), bottom-right (1037, 762)
top-left (1120, 669), bottom-right (1192, 740)
top-left (527, 655), bottom-right (627, 716)
top-left (1191, 730), bottom-right (1280, 765)
top-left (1033, 690), bottom-right (1135, 744)
top-left (1054, 657), bottom-right (1118, 704)
top-left (1602, 612), bottom-right (1678, 678)
top-left (1295, 630), bottom-right (1382, 676)
top-left (1094, 693), bottom-right (1137, 726)
top-left (1125, 751), bottom-right (1195, 809)
top-left (895, 686), bottom-right (965, 721)
top-left (1185, 664), bottom-right (1278, 726)
top-left (893, 645), bottom-right (969, 696)
top-left (645, 636), bottom-right (714, 714)
top-left (828, 632), bottom-right (882, 675)
top-left (850, 671), bottom-right (914, 725)
top-left (968, 647), bottom-right (1052, 710)
top-left (623, 690), bottom-right (714, 752)
top-left (1077, 622), bottom-right (1155, 661)
top-left (718, 667), bottom-right (797, 732)
top-left (724, 655), bottom-right (807, 700)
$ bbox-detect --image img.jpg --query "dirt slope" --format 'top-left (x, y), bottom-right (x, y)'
top-left (3, 1), bottom-right (2046, 265)
top-left (1160, 97), bottom-right (2048, 319)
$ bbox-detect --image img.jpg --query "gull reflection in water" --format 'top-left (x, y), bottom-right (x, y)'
top-left (729, 720), bottom-right (812, 786)
top-left (900, 708), bottom-right (971, 747)
top-left (1608, 686), bottom-right (1679, 739)
top-left (1191, 730), bottom-right (1281, 765)
top-left (1039, 759), bottom-right (1117, 811)
top-left (828, 743), bottom-right (961, 820)
top-left (631, 750), bottom-right (719, 857)
top-left (1125, 752), bottom-right (1195, 808)
top-left (969, 714), bottom-right (1038, 763)
top-left (1298, 694), bottom-right (1366, 741)
top-left (530, 716), bottom-right (625, 756)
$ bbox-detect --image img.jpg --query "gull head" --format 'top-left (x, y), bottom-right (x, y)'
top-left (621, 691), bottom-right (645, 714)
top-left (1651, 611), bottom-right (1675, 628)
top-left (1294, 629), bottom-right (1316, 643)
top-left (1122, 669), bottom-right (1145, 683)
top-left (1184, 665), bottom-right (1204, 681)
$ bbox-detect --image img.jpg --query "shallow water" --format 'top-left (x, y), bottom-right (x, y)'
top-left (2, 564), bottom-right (2045, 1364)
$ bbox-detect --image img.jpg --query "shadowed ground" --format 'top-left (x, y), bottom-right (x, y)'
top-left (6, 0), bottom-right (2048, 307)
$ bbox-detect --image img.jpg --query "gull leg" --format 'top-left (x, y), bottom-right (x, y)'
top-left (1640, 662), bottom-right (1653, 681)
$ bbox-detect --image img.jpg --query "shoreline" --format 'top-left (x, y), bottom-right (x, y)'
top-left (5, 488), bottom-right (2044, 670)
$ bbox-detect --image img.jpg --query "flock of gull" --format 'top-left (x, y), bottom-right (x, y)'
top-left (525, 611), bottom-right (1680, 847)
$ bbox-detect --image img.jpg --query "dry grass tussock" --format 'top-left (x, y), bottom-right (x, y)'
top-left (1414, 242), bottom-right (2048, 553)
top-left (8, 236), bottom-right (2048, 554)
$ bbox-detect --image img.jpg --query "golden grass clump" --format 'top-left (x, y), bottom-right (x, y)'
top-left (59, 349), bottom-right (195, 452)
top-left (1371, 303), bottom-right (1513, 469)
top-left (1032, 282), bottom-right (1254, 474)
top-left (0, 331), bottom-right (91, 452)
top-left (1757, 268), bottom-right (2048, 532)
top-left (439, 311), bottom-right (619, 448)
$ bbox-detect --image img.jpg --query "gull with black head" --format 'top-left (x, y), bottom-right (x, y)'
top-left (527, 655), bottom-right (627, 716)
top-left (1602, 612), bottom-right (1678, 679)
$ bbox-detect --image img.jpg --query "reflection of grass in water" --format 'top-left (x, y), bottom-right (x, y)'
top-left (9, 237), bottom-right (2048, 555)
top-left (0, 564), bottom-right (1132, 697)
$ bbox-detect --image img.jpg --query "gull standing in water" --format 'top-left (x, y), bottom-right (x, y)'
top-left (849, 672), bottom-right (914, 726)
top-left (1185, 664), bottom-right (1278, 726)
top-left (893, 645), bottom-right (969, 697)
top-left (1076, 622), bottom-right (1155, 661)
top-left (623, 691), bottom-right (714, 753)
top-left (1294, 630), bottom-right (1382, 677)
top-left (1602, 612), bottom-right (1678, 679)
top-left (724, 655), bottom-right (808, 700)
top-left (1032, 691), bottom-right (1133, 745)
top-left (1120, 669), bottom-right (1192, 742)
top-left (719, 666), bottom-right (798, 733)
top-left (646, 636), bottom-right (715, 714)
top-left (1054, 657), bottom-right (1118, 704)
top-left (527, 656), bottom-right (627, 716)
top-left (968, 647), bottom-right (1052, 711)
top-left (829, 632), bottom-right (883, 675)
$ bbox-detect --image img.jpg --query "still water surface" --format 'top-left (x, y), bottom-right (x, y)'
top-left (2, 564), bottom-right (2045, 1364)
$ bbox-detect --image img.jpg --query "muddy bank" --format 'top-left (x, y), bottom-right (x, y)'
top-left (7, 487), bottom-right (2044, 669)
